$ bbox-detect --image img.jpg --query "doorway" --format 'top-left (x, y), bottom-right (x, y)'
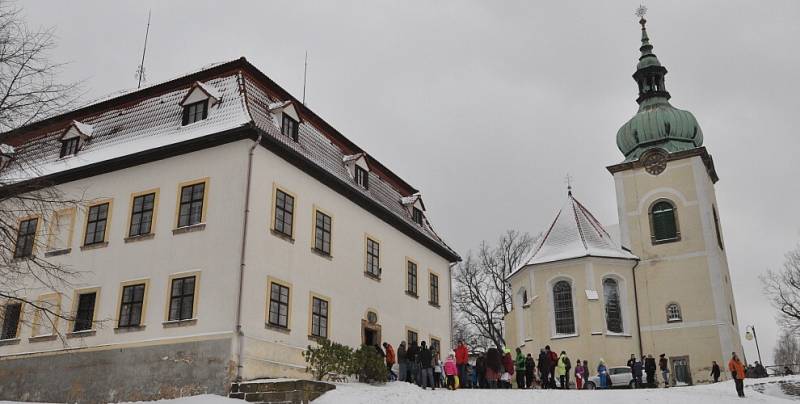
top-left (670, 356), bottom-right (692, 386)
top-left (361, 317), bottom-right (381, 347)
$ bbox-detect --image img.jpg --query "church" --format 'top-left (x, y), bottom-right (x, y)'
top-left (504, 15), bottom-right (743, 386)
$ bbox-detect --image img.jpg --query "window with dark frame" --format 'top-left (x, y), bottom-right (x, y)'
top-left (1, 303), bottom-right (21, 339)
top-left (129, 193), bottom-right (156, 237)
top-left (282, 114), bottom-right (299, 142)
top-left (406, 261), bottom-right (418, 296)
top-left (84, 203), bottom-right (109, 246)
top-left (178, 183), bottom-right (205, 228)
top-left (355, 166), bottom-right (369, 189)
top-left (366, 238), bottom-right (380, 277)
top-left (651, 200), bottom-right (679, 243)
top-left (274, 189), bottom-right (294, 237)
top-left (412, 207), bottom-right (423, 226)
top-left (603, 278), bottom-right (623, 333)
top-left (118, 283), bottom-right (145, 328)
top-left (182, 100), bottom-right (208, 125)
top-left (666, 303), bottom-right (682, 322)
top-left (314, 210), bottom-right (332, 255)
top-left (268, 282), bottom-right (290, 328)
top-left (553, 280), bottom-right (575, 335)
top-left (407, 329), bottom-right (418, 346)
top-left (60, 137), bottom-right (80, 158)
top-left (429, 273), bottom-right (439, 306)
top-left (311, 296), bottom-right (328, 338)
top-left (14, 218), bottom-right (38, 258)
top-left (168, 276), bottom-right (195, 321)
top-left (73, 292), bottom-right (97, 332)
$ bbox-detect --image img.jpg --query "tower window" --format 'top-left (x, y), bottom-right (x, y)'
top-left (182, 100), bottom-right (208, 125)
top-left (666, 303), bottom-right (682, 322)
top-left (650, 200), bottom-right (680, 243)
top-left (553, 280), bottom-right (575, 335)
top-left (282, 114), bottom-right (299, 142)
top-left (60, 138), bottom-right (80, 158)
top-left (713, 206), bottom-right (724, 250)
top-left (603, 278), bottom-right (623, 333)
top-left (355, 166), bottom-right (369, 189)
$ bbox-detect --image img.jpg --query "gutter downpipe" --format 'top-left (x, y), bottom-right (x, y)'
top-left (449, 262), bottom-right (457, 349)
top-left (235, 133), bottom-right (262, 381)
top-left (631, 259), bottom-right (643, 358)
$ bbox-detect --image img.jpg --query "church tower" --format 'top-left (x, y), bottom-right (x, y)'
top-left (607, 15), bottom-right (743, 384)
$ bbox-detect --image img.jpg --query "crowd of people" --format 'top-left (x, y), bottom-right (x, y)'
top-left (375, 338), bottom-right (751, 398)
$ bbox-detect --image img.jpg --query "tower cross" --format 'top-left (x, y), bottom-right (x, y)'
top-left (565, 173), bottom-right (574, 195)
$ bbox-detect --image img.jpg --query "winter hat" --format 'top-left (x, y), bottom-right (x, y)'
top-left (504, 348), bottom-right (512, 354)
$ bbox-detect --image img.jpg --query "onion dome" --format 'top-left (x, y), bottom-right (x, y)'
top-left (616, 17), bottom-right (703, 162)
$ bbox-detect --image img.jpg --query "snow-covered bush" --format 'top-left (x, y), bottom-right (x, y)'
top-left (303, 339), bottom-right (354, 381)
top-left (348, 345), bottom-right (388, 384)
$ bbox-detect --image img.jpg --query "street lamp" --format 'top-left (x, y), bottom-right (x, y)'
top-left (745, 325), bottom-right (763, 364)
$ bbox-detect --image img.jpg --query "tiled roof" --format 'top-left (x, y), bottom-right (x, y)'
top-left (0, 58), bottom-right (459, 261)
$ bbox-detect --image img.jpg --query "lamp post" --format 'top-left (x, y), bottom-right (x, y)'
top-left (745, 325), bottom-right (763, 364)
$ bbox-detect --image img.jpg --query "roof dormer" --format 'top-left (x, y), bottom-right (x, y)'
top-left (343, 153), bottom-right (370, 189)
top-left (0, 143), bottom-right (15, 170)
top-left (269, 100), bottom-right (302, 142)
top-left (59, 120), bottom-right (93, 158)
top-left (180, 81), bottom-right (221, 125)
top-left (401, 194), bottom-right (426, 226)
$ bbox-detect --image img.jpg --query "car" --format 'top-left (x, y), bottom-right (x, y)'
top-left (584, 366), bottom-right (636, 389)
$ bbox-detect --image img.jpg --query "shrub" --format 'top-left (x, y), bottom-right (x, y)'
top-left (303, 339), bottom-right (353, 381)
top-left (348, 344), bottom-right (388, 384)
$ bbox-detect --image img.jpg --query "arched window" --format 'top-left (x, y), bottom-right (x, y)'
top-left (666, 303), bottom-right (682, 322)
top-left (650, 200), bottom-right (679, 243)
top-left (553, 281), bottom-right (575, 335)
top-left (603, 278), bottom-right (623, 333)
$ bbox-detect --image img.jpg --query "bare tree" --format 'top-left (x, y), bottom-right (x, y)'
top-left (773, 330), bottom-right (800, 374)
top-left (452, 230), bottom-right (536, 349)
top-left (0, 2), bottom-right (82, 338)
top-left (762, 245), bottom-right (800, 333)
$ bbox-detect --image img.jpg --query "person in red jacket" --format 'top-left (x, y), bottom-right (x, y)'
top-left (546, 345), bottom-right (558, 389)
top-left (383, 342), bottom-right (396, 381)
top-left (455, 340), bottom-right (470, 388)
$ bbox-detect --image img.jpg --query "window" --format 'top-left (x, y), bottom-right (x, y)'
top-left (407, 329), bottom-right (418, 345)
top-left (60, 137), bottom-right (80, 158)
top-left (429, 273), bottom-right (439, 306)
top-left (553, 280), bottom-right (575, 335)
top-left (273, 189), bottom-right (294, 237)
top-left (713, 206), bottom-right (724, 250)
top-left (268, 282), bottom-right (290, 328)
top-left (129, 193), bottom-right (156, 236)
top-left (32, 295), bottom-right (59, 336)
top-left (314, 210), bottom-right (332, 255)
top-left (366, 237), bottom-right (380, 277)
top-left (282, 114), bottom-right (299, 142)
top-left (666, 303), bottom-right (682, 322)
top-left (311, 296), bottom-right (328, 338)
top-left (1, 303), bottom-right (21, 339)
top-left (412, 207), bottom-right (423, 226)
top-left (355, 166), bottom-right (369, 189)
top-left (406, 261), bottom-right (418, 296)
top-left (178, 183), bottom-right (205, 228)
top-left (168, 276), bottom-right (196, 321)
top-left (118, 284), bottom-right (145, 328)
top-left (603, 278), bottom-right (623, 333)
top-left (729, 305), bottom-right (735, 326)
top-left (182, 100), bottom-right (208, 125)
top-left (431, 337), bottom-right (441, 356)
top-left (14, 218), bottom-right (38, 258)
top-left (522, 289), bottom-right (528, 305)
top-left (84, 203), bottom-right (109, 246)
top-left (73, 292), bottom-right (97, 332)
top-left (650, 200), bottom-right (679, 243)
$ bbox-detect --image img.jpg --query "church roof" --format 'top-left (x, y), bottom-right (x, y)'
top-left (512, 190), bottom-right (638, 275)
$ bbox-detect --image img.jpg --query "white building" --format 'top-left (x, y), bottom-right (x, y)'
top-left (0, 58), bottom-right (459, 402)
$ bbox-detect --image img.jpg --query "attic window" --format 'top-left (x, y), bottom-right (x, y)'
top-left (60, 138), bottom-right (79, 158)
top-left (0, 144), bottom-right (14, 169)
top-left (355, 166), bottom-right (369, 189)
top-left (182, 100), bottom-right (208, 125)
top-left (412, 207), bottom-right (423, 226)
top-left (282, 114), bottom-right (299, 142)
top-left (59, 120), bottom-right (93, 158)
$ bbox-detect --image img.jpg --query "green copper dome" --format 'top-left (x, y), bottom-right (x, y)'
top-left (616, 17), bottom-right (704, 162)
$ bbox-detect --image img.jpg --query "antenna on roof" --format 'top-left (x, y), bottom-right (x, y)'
top-left (565, 173), bottom-right (574, 196)
top-left (135, 10), bottom-right (152, 89)
top-left (302, 51), bottom-right (308, 105)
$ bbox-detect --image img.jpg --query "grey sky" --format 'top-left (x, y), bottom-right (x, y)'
top-left (21, 0), bottom-right (800, 364)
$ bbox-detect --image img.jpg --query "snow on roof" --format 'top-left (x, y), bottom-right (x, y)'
top-left (195, 81), bottom-right (222, 101)
top-left (71, 120), bottom-right (94, 137)
top-left (342, 152), bottom-right (365, 164)
top-left (400, 194), bottom-right (425, 210)
top-left (509, 191), bottom-right (637, 278)
top-left (268, 100), bottom-right (292, 111)
top-left (0, 143), bottom-right (14, 155)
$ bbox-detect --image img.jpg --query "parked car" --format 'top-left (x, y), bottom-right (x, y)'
top-left (584, 366), bottom-right (635, 389)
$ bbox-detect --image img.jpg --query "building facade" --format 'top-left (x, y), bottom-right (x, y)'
top-left (0, 58), bottom-right (459, 402)
top-left (505, 17), bottom-right (743, 386)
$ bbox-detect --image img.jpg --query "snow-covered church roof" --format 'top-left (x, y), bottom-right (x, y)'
top-left (510, 190), bottom-right (638, 277)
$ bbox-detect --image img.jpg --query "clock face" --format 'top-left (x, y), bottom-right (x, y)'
top-left (642, 150), bottom-right (667, 175)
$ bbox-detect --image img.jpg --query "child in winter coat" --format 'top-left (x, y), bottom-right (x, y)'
top-left (444, 353), bottom-right (458, 390)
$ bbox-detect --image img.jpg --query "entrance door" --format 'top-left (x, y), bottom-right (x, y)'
top-left (671, 356), bottom-right (692, 386)
top-left (361, 319), bottom-right (381, 347)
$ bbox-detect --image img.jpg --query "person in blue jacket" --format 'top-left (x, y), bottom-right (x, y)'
top-left (597, 359), bottom-right (609, 389)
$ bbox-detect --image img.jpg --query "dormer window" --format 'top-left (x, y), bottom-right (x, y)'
top-left (0, 143), bottom-right (14, 170)
top-left (282, 114), bottom-right (299, 142)
top-left (355, 166), bottom-right (369, 189)
top-left (182, 100), bottom-right (208, 125)
top-left (401, 194), bottom-right (427, 226)
top-left (59, 120), bottom-right (93, 158)
top-left (60, 137), bottom-right (79, 158)
top-left (412, 207), bottom-right (423, 225)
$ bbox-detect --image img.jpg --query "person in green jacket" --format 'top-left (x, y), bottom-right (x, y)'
top-left (557, 351), bottom-right (572, 389)
top-left (514, 348), bottom-right (526, 389)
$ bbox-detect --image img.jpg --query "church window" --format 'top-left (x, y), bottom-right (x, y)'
top-left (650, 200), bottom-right (679, 243)
top-left (713, 206), bottom-right (724, 250)
top-left (553, 280), bottom-right (575, 335)
top-left (603, 278), bottom-right (623, 333)
top-left (666, 303), bottom-right (682, 322)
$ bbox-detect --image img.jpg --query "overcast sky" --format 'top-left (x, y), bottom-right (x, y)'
top-left (21, 0), bottom-right (800, 364)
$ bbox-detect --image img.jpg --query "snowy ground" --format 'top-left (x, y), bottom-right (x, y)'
top-left (2, 377), bottom-right (799, 404)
